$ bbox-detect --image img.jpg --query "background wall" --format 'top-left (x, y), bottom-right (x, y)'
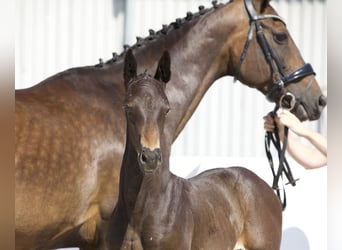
top-left (15, 0), bottom-right (327, 158)
top-left (15, 0), bottom-right (327, 249)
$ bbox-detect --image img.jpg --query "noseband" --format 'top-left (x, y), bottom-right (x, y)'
top-left (237, 0), bottom-right (316, 108)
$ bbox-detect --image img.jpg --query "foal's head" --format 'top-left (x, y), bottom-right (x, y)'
top-left (123, 49), bottom-right (171, 174)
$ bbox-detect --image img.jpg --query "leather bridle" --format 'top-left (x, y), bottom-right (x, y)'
top-left (237, 0), bottom-right (316, 109)
top-left (236, 0), bottom-right (319, 210)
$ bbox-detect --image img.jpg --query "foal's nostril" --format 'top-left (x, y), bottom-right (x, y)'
top-left (139, 148), bottom-right (162, 166)
top-left (318, 95), bottom-right (327, 107)
top-left (140, 152), bottom-right (148, 164)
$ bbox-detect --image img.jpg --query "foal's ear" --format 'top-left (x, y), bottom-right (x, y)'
top-left (154, 50), bottom-right (171, 85)
top-left (123, 49), bottom-right (137, 89)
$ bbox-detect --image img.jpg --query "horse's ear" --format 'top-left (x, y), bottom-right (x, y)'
top-left (262, 0), bottom-right (271, 11)
top-left (254, 0), bottom-right (270, 13)
top-left (154, 50), bottom-right (171, 85)
top-left (123, 49), bottom-right (137, 89)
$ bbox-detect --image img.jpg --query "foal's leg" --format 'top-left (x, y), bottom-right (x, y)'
top-left (230, 170), bottom-right (282, 250)
top-left (239, 213), bottom-right (282, 250)
top-left (238, 208), bottom-right (281, 250)
top-left (118, 224), bottom-right (144, 250)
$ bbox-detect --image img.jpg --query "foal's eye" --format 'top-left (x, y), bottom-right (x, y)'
top-left (273, 32), bottom-right (288, 43)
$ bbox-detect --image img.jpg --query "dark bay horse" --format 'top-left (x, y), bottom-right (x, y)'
top-left (15, 0), bottom-right (325, 249)
top-left (106, 49), bottom-right (282, 250)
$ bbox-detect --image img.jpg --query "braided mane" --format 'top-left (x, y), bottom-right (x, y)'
top-left (94, 0), bottom-right (226, 67)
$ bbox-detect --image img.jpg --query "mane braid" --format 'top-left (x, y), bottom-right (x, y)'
top-left (102, 0), bottom-right (226, 66)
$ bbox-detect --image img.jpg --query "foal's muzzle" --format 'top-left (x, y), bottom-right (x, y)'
top-left (138, 147), bottom-right (162, 174)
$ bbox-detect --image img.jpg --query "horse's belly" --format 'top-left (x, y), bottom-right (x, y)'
top-left (15, 91), bottom-right (126, 247)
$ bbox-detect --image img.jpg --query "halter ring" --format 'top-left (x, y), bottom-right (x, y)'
top-left (279, 92), bottom-right (296, 111)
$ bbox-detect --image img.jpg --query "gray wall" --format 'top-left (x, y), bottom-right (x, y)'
top-left (15, 0), bottom-right (327, 157)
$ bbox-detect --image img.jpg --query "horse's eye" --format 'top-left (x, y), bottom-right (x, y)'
top-left (164, 108), bottom-right (171, 116)
top-left (273, 32), bottom-right (288, 43)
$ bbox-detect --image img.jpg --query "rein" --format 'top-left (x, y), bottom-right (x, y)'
top-left (264, 76), bottom-right (314, 210)
top-left (264, 108), bottom-right (298, 210)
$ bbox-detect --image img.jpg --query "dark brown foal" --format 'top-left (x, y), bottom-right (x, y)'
top-left (106, 50), bottom-right (282, 250)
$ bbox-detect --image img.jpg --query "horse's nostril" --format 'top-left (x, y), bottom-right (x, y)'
top-left (318, 95), bottom-right (327, 107)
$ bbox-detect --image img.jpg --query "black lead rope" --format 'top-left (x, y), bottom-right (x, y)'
top-left (265, 109), bottom-right (298, 210)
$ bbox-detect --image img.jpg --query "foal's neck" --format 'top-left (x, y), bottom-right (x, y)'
top-left (118, 137), bottom-right (143, 217)
top-left (120, 130), bottom-right (171, 218)
top-left (121, 135), bottom-right (188, 232)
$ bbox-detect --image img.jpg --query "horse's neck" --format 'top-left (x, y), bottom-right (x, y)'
top-left (108, 3), bottom-right (235, 142)
top-left (146, 6), bottom-right (236, 141)
top-left (166, 11), bottom-right (235, 139)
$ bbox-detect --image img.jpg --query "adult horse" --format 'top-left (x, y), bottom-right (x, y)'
top-left (15, 0), bottom-right (326, 249)
top-left (106, 49), bottom-right (282, 250)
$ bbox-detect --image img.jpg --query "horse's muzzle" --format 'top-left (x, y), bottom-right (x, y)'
top-left (138, 147), bottom-right (162, 174)
top-left (318, 94), bottom-right (327, 108)
top-left (306, 94), bottom-right (327, 120)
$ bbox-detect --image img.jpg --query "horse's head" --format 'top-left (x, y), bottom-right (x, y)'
top-left (123, 49), bottom-right (171, 174)
top-left (228, 0), bottom-right (326, 121)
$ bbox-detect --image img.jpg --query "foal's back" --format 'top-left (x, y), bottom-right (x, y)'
top-left (187, 166), bottom-right (282, 250)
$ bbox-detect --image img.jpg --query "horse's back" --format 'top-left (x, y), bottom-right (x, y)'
top-left (15, 68), bottom-right (126, 248)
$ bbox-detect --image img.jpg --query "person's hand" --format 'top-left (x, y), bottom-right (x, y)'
top-left (263, 114), bottom-right (276, 132)
top-left (263, 113), bottom-right (284, 139)
top-left (277, 109), bottom-right (308, 137)
top-left (263, 114), bottom-right (284, 140)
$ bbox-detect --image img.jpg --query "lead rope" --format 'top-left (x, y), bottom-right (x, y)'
top-left (265, 108), bottom-right (298, 210)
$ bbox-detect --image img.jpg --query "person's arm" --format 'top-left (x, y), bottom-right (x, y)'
top-left (264, 110), bottom-right (327, 169)
top-left (277, 110), bottom-right (327, 156)
top-left (285, 132), bottom-right (327, 169)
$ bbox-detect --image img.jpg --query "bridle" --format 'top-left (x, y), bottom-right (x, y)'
top-left (237, 0), bottom-right (318, 210)
top-left (237, 0), bottom-right (316, 109)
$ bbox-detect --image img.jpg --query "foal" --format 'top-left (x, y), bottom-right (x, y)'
top-left (106, 49), bottom-right (282, 250)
